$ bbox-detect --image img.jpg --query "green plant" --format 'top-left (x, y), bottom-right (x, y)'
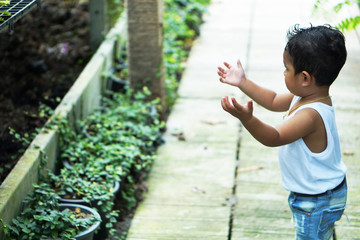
top-left (62, 88), bottom-right (164, 173)
top-left (50, 167), bottom-right (116, 204)
top-left (2, 1), bottom-right (210, 238)
top-left (163, 0), bottom-right (210, 108)
top-left (107, 0), bottom-right (125, 28)
top-left (49, 165), bottom-right (120, 236)
top-left (0, 1), bottom-right (11, 22)
top-left (8, 128), bottom-right (38, 157)
top-left (1, 183), bottom-right (100, 240)
top-left (50, 87), bottom-right (163, 237)
top-left (314, 0), bottom-right (360, 32)
top-left (120, 176), bottom-right (138, 210)
top-left (7, 100), bottom-right (54, 161)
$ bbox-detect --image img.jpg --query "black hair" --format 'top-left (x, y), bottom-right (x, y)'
top-left (285, 24), bottom-right (347, 86)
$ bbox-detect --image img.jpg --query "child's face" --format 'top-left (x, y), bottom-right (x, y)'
top-left (283, 50), bottom-right (299, 95)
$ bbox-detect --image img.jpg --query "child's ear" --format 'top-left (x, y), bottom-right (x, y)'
top-left (300, 71), bottom-right (313, 86)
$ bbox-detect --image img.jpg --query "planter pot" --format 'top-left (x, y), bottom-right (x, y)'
top-left (61, 159), bottom-right (121, 201)
top-left (59, 181), bottom-right (120, 239)
top-left (62, 159), bottom-right (73, 169)
top-left (106, 69), bottom-right (128, 93)
top-left (44, 204), bottom-right (101, 240)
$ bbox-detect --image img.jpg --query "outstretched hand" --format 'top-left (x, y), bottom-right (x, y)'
top-left (217, 60), bottom-right (246, 88)
top-left (221, 96), bottom-right (253, 122)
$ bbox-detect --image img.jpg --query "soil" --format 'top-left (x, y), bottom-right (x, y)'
top-left (0, 0), bottom-right (92, 183)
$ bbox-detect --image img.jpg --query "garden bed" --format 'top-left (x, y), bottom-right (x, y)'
top-left (0, 0), bottom-right (210, 239)
top-left (0, 0), bottom-right (92, 183)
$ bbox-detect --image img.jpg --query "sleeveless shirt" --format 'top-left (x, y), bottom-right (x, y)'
top-left (278, 96), bottom-right (347, 194)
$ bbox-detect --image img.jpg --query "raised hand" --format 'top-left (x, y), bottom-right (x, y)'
top-left (221, 96), bottom-right (253, 122)
top-left (217, 59), bottom-right (246, 88)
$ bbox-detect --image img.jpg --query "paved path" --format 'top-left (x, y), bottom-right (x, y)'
top-left (126, 0), bottom-right (360, 239)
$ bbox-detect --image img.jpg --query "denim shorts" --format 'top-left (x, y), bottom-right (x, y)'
top-left (288, 178), bottom-right (347, 240)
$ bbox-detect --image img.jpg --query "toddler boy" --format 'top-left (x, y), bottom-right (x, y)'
top-left (217, 24), bottom-right (347, 239)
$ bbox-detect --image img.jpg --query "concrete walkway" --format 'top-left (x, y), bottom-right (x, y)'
top-left (126, 0), bottom-right (360, 239)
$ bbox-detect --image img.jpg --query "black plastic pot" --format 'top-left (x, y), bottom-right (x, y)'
top-left (44, 204), bottom-right (101, 240)
top-left (59, 181), bottom-right (120, 239)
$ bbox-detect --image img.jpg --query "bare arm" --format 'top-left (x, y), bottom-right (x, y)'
top-left (240, 80), bottom-right (293, 112)
top-left (217, 60), bottom-right (293, 112)
top-left (221, 97), bottom-right (319, 147)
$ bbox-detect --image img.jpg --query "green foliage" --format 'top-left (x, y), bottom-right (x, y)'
top-left (48, 165), bottom-right (119, 233)
top-left (2, 1), bottom-right (210, 238)
top-left (2, 183), bottom-right (100, 240)
top-left (60, 88), bottom-right (164, 175)
top-left (50, 87), bottom-right (164, 237)
top-left (0, 1), bottom-right (11, 22)
top-left (8, 128), bottom-right (39, 156)
top-left (3, 87), bottom-right (164, 238)
top-left (107, 0), bottom-right (125, 28)
top-left (163, 0), bottom-right (210, 108)
top-left (313, 0), bottom-right (360, 32)
top-left (7, 99), bottom-right (55, 161)
top-left (49, 166), bottom-right (115, 205)
top-left (337, 15), bottom-right (360, 31)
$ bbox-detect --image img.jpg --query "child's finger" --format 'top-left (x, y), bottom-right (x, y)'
top-left (247, 100), bottom-right (253, 112)
top-left (224, 62), bottom-right (231, 69)
top-left (217, 70), bottom-right (224, 77)
top-left (237, 59), bottom-right (242, 68)
top-left (221, 96), bottom-right (229, 107)
top-left (221, 96), bottom-right (233, 111)
top-left (231, 97), bottom-right (243, 111)
top-left (217, 67), bottom-right (227, 77)
top-left (220, 97), bottom-right (228, 111)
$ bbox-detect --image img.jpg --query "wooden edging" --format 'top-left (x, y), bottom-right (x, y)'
top-left (0, 14), bottom-right (127, 239)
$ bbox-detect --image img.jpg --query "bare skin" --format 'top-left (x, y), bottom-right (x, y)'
top-left (217, 51), bottom-right (332, 153)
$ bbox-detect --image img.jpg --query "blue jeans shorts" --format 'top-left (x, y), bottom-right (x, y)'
top-left (288, 178), bottom-right (347, 240)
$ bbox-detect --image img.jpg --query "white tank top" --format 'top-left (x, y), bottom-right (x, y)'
top-left (278, 96), bottom-right (347, 194)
